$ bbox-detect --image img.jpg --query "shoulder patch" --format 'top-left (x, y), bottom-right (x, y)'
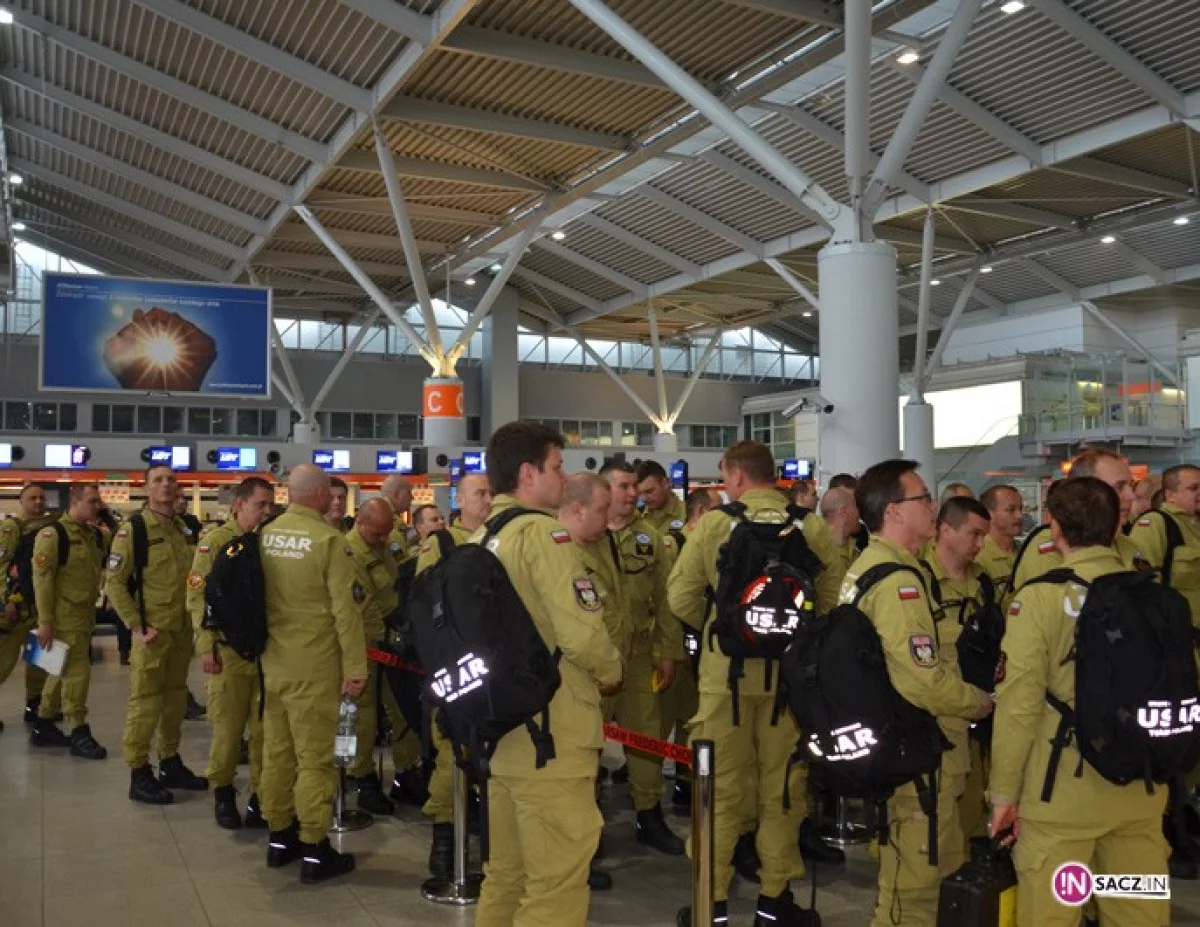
top-left (1008, 601), bottom-right (1022, 617)
top-left (1137, 517), bottom-right (1152, 527)
top-left (897, 585), bottom-right (921, 601)
top-left (390, 542), bottom-right (403, 554)
top-left (186, 573), bottom-right (205, 590)
top-left (573, 577), bottom-right (601, 611)
top-left (116, 529), bottom-right (128, 539)
top-left (909, 634), bottom-right (937, 667)
top-left (1037, 541), bottom-right (1055, 554)
top-left (670, 519), bottom-right (684, 531)
top-left (32, 551), bottom-right (49, 568)
top-left (198, 544), bottom-right (211, 554)
top-left (418, 541), bottom-right (432, 556)
top-left (39, 527), bottom-right (56, 539)
top-left (106, 553), bottom-right (124, 571)
top-left (551, 529), bottom-right (571, 545)
top-left (994, 651), bottom-right (1007, 685)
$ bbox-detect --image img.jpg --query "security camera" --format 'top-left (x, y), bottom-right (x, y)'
top-left (781, 395), bottom-right (836, 419)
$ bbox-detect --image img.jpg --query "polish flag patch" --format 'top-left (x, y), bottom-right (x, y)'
top-left (1038, 541), bottom-right (1054, 554)
top-left (897, 586), bottom-right (921, 601)
top-left (1009, 601), bottom-right (1022, 617)
top-left (551, 529), bottom-right (571, 544)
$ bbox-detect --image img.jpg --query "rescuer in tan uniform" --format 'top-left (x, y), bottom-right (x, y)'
top-left (976, 484), bottom-right (1024, 604)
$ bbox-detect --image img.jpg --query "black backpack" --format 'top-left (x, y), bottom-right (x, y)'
top-left (4, 516), bottom-right (91, 605)
top-left (920, 563), bottom-right (1006, 695)
top-left (408, 507), bottom-right (562, 776)
top-left (708, 503), bottom-right (822, 725)
top-left (664, 527), bottom-right (702, 671)
top-left (1028, 569), bottom-right (1200, 803)
top-left (782, 563), bottom-right (948, 863)
top-left (1130, 510), bottom-right (1186, 585)
top-left (122, 513), bottom-right (152, 632)
top-left (202, 531), bottom-right (269, 661)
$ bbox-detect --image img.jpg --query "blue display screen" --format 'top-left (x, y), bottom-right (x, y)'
top-left (215, 447), bottom-right (257, 471)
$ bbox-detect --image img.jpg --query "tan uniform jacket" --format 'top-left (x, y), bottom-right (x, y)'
top-left (976, 533), bottom-right (1017, 605)
top-left (643, 494), bottom-right (687, 535)
top-left (105, 510), bottom-right (192, 632)
top-left (576, 534), bottom-right (629, 660)
top-left (608, 515), bottom-right (684, 662)
top-left (32, 514), bottom-right (102, 634)
top-left (347, 526), bottom-right (399, 643)
top-left (413, 524), bottom-right (475, 577)
top-left (1127, 503), bottom-right (1200, 623)
top-left (990, 545), bottom-right (1167, 823)
top-left (477, 495), bottom-right (622, 779)
top-left (842, 535), bottom-right (989, 723)
top-left (1012, 522), bottom-right (1141, 592)
top-left (186, 519), bottom-right (240, 659)
top-left (259, 504), bottom-right (367, 683)
top-left (668, 486), bottom-right (842, 696)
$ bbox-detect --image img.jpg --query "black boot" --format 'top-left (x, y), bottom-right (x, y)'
top-left (158, 754), bottom-right (208, 791)
top-left (389, 765), bottom-right (428, 807)
top-left (24, 696), bottom-right (40, 725)
top-left (267, 820), bottom-right (302, 868)
top-left (733, 830), bottom-right (762, 883)
top-left (588, 861), bottom-right (613, 891)
top-left (354, 773), bottom-right (395, 816)
top-left (1187, 801), bottom-right (1200, 838)
top-left (799, 817), bottom-right (845, 866)
top-left (676, 900), bottom-right (728, 926)
top-left (636, 805), bottom-right (686, 856)
top-left (214, 785), bottom-right (243, 830)
top-left (120, 650), bottom-right (131, 666)
top-left (611, 764), bottom-right (629, 784)
top-left (68, 724), bottom-right (107, 760)
top-left (29, 719), bottom-right (71, 748)
top-left (429, 822), bottom-right (454, 880)
top-left (0, 718), bottom-right (5, 733)
top-left (672, 778), bottom-right (692, 812)
top-left (130, 764), bottom-right (174, 805)
top-left (754, 891), bottom-right (821, 927)
top-left (244, 793), bottom-right (267, 829)
top-left (467, 787), bottom-right (481, 836)
top-left (185, 690), bottom-right (206, 720)
top-left (1169, 850), bottom-right (1197, 880)
top-left (300, 837), bottom-right (356, 884)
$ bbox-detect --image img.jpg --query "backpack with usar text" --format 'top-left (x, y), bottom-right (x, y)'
top-left (781, 562), bottom-right (948, 863)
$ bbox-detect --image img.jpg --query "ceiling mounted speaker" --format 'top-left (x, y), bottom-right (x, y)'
top-left (266, 451), bottom-right (281, 464)
top-left (11, 446), bottom-right (24, 461)
top-left (140, 448), bottom-right (151, 463)
top-left (206, 450), bottom-right (219, 465)
top-left (436, 454), bottom-right (449, 467)
top-left (585, 457), bottom-right (597, 471)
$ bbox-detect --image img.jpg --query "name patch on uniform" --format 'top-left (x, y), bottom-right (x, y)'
top-left (551, 529), bottom-right (571, 545)
top-left (909, 635), bottom-right (937, 667)
top-left (106, 553), bottom-right (124, 570)
top-left (39, 527), bottom-right (55, 539)
top-left (1037, 541), bottom-right (1055, 554)
top-left (897, 586), bottom-right (921, 601)
top-left (352, 582), bottom-right (366, 605)
top-left (670, 520), bottom-right (684, 531)
top-left (389, 542), bottom-right (402, 554)
top-left (574, 578), bottom-right (601, 612)
top-left (635, 533), bottom-right (653, 556)
top-left (186, 573), bottom-right (205, 590)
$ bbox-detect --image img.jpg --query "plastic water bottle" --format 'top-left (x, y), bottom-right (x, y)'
top-left (335, 696), bottom-right (358, 768)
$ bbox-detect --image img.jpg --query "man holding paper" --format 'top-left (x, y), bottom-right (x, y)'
top-left (30, 483), bottom-right (107, 760)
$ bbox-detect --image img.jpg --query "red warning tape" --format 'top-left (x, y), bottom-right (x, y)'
top-left (367, 648), bottom-right (690, 767)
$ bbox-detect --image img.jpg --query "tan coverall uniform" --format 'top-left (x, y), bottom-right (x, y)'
top-left (474, 495), bottom-right (623, 927)
top-left (845, 536), bottom-right (991, 927)
top-left (992, 546), bottom-right (1169, 927)
top-left (185, 520), bottom-right (263, 792)
top-left (668, 488), bottom-right (842, 902)
top-left (32, 515), bottom-right (102, 729)
top-left (0, 515), bottom-right (52, 709)
top-left (976, 533), bottom-right (1017, 606)
top-left (347, 526), bottom-right (396, 780)
top-left (106, 510), bottom-right (195, 769)
top-left (258, 504), bottom-right (368, 845)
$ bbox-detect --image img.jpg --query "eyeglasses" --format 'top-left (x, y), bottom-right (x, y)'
top-left (894, 492), bottom-right (933, 505)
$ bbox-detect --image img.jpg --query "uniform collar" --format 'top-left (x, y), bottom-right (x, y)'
top-left (288, 503), bottom-right (325, 523)
top-left (984, 532), bottom-right (1016, 555)
top-left (491, 493), bottom-right (552, 515)
top-left (735, 486), bottom-right (788, 510)
top-left (866, 533), bottom-right (922, 569)
top-left (1062, 545), bottom-right (1125, 570)
top-left (1162, 502), bottom-right (1197, 523)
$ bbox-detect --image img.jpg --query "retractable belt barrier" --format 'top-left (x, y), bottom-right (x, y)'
top-left (366, 647), bottom-right (694, 767)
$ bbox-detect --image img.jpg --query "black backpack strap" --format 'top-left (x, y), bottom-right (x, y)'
top-left (851, 562), bottom-right (927, 607)
top-left (432, 528), bottom-right (456, 560)
top-left (482, 506), bottom-right (547, 544)
top-left (785, 503), bottom-right (811, 523)
top-left (1151, 510), bottom-right (1186, 586)
top-left (1041, 691), bottom-right (1076, 803)
top-left (718, 502), bottom-right (748, 521)
top-left (978, 571), bottom-right (996, 606)
top-left (917, 558), bottom-right (943, 606)
top-left (52, 521), bottom-right (69, 566)
top-left (915, 769), bottom-right (939, 867)
top-left (1010, 524), bottom-right (1052, 592)
top-left (130, 512), bottom-right (150, 633)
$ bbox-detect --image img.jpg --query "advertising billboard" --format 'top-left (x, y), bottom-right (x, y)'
top-left (40, 273), bottom-right (271, 397)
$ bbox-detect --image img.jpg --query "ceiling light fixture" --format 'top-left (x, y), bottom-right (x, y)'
top-left (0, 11), bottom-right (13, 25)
top-left (489, 262), bottom-right (502, 273)
top-left (802, 311), bottom-right (813, 318)
top-left (1173, 216), bottom-right (1190, 226)
top-left (7, 172), bottom-right (22, 185)
top-left (981, 265), bottom-right (993, 273)
top-left (1101, 235), bottom-right (1116, 244)
top-left (896, 49), bottom-right (920, 65)
top-left (551, 230), bottom-right (566, 241)
top-left (1000, 0), bottom-right (1025, 13)
top-left (464, 277), bottom-right (476, 286)
top-left (11, 220), bottom-right (25, 231)
top-left (930, 279), bottom-right (941, 286)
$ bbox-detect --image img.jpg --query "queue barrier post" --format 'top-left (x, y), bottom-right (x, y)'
top-left (331, 765), bottom-right (373, 833)
top-left (421, 761), bottom-right (483, 904)
top-left (691, 739), bottom-right (715, 926)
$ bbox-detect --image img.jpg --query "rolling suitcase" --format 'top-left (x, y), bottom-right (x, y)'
top-left (937, 831), bottom-right (1017, 927)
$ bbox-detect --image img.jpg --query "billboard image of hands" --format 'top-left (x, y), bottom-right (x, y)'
top-left (41, 273), bottom-right (272, 397)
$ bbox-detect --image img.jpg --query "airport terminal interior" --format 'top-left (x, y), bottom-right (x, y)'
top-left (3, 0), bottom-right (1200, 924)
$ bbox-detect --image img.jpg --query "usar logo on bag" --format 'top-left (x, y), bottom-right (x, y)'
top-left (430, 653), bottom-right (490, 703)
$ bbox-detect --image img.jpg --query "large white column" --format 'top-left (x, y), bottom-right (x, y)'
top-left (422, 377), bottom-right (467, 446)
top-left (293, 422), bottom-right (318, 444)
top-left (482, 286), bottom-right (520, 439)
top-left (902, 399), bottom-right (936, 488)
top-left (818, 241), bottom-right (899, 476)
top-left (653, 432), bottom-right (678, 454)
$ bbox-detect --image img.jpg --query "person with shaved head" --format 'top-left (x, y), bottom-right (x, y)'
top-left (380, 474), bottom-right (415, 567)
top-left (820, 485), bottom-right (861, 587)
top-left (257, 463), bottom-right (368, 884)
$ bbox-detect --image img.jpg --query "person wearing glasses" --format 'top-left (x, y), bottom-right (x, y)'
top-left (840, 460), bottom-right (994, 927)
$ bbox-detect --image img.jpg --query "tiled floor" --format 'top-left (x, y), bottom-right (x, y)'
top-left (2, 634), bottom-right (1199, 926)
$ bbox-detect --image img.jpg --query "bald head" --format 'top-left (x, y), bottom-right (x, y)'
top-left (820, 486), bottom-right (856, 518)
top-left (356, 497), bottom-right (394, 548)
top-left (820, 485), bottom-right (860, 545)
top-left (562, 473), bottom-right (608, 508)
top-left (381, 475), bottom-right (413, 514)
top-left (559, 474), bottom-right (611, 546)
top-left (288, 463), bottom-right (331, 512)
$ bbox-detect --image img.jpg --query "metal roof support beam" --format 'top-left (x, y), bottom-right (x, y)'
top-left (844, 0), bottom-right (871, 213)
top-left (272, 223), bottom-right (445, 252)
top-left (309, 308), bottom-right (385, 415)
top-left (1021, 257), bottom-right (1080, 300)
top-left (271, 333), bottom-right (311, 420)
top-left (940, 272), bottom-right (1006, 315)
top-left (764, 258), bottom-right (820, 313)
top-left (699, 150), bottom-right (824, 225)
top-left (566, 0), bottom-right (848, 234)
top-left (889, 60), bottom-right (1044, 166)
top-left (1034, 0), bottom-right (1187, 117)
top-left (762, 104), bottom-right (928, 202)
top-left (445, 221), bottom-right (542, 370)
top-left (337, 0), bottom-right (435, 43)
top-left (132, 0), bottom-right (372, 112)
top-left (569, 330), bottom-right (664, 427)
top-left (11, 158), bottom-right (243, 263)
top-left (22, 227), bottom-right (159, 278)
top-left (944, 198), bottom-right (1076, 231)
top-left (382, 97), bottom-right (630, 151)
top-left (338, 148), bottom-right (548, 192)
top-left (637, 186), bottom-right (766, 256)
top-left (877, 224), bottom-right (976, 255)
top-left (923, 267), bottom-right (979, 390)
top-left (647, 305), bottom-right (670, 424)
top-left (863, 0), bottom-right (983, 217)
top-left (715, 0), bottom-right (842, 28)
top-left (511, 266), bottom-right (604, 314)
top-left (8, 119), bottom-right (270, 236)
top-left (443, 24), bottom-right (664, 88)
top-left (1050, 157), bottom-right (1192, 198)
top-left (667, 328), bottom-right (724, 426)
top-left (536, 238), bottom-right (646, 295)
top-left (373, 123), bottom-right (443, 359)
top-left (0, 71), bottom-right (293, 202)
top-left (1081, 301), bottom-right (1177, 386)
top-left (13, 10), bottom-right (327, 163)
top-left (911, 208), bottom-right (936, 398)
top-left (294, 203), bottom-right (437, 369)
top-left (271, 372), bottom-right (298, 410)
top-left (578, 214), bottom-right (701, 276)
top-left (255, 250), bottom-right (406, 278)
top-left (305, 190), bottom-right (493, 224)
top-left (1111, 240), bottom-right (1168, 285)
